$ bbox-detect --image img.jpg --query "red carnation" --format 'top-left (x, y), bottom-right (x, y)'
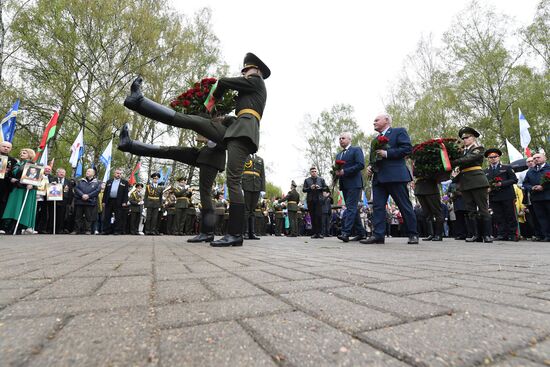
top-left (377, 135), bottom-right (389, 144)
top-left (494, 177), bottom-right (503, 182)
top-left (196, 91), bottom-right (204, 98)
top-left (182, 100), bottom-right (191, 107)
top-left (169, 101), bottom-right (178, 108)
top-left (335, 160), bottom-right (346, 165)
top-left (545, 172), bottom-right (550, 178)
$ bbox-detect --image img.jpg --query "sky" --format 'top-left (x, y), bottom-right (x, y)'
top-left (171, 0), bottom-right (539, 191)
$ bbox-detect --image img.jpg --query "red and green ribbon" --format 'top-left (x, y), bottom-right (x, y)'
top-left (203, 81), bottom-right (218, 112)
top-left (438, 139), bottom-right (452, 171)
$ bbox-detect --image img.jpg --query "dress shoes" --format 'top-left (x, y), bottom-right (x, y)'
top-left (337, 235), bottom-right (349, 243)
top-left (350, 235), bottom-right (365, 242)
top-left (187, 233), bottom-right (214, 243)
top-left (422, 235), bottom-right (433, 241)
top-left (210, 234), bottom-right (243, 247)
top-left (431, 235), bottom-right (443, 241)
top-left (248, 233), bottom-right (261, 240)
top-left (311, 234), bottom-right (320, 239)
top-left (494, 235), bottom-right (507, 241)
top-left (360, 237), bottom-right (385, 244)
top-left (407, 235), bottom-right (419, 244)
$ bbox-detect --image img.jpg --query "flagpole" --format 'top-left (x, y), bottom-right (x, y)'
top-left (13, 188), bottom-right (30, 235)
top-left (53, 202), bottom-right (56, 235)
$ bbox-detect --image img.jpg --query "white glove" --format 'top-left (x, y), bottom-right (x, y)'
top-left (207, 140), bottom-right (217, 148)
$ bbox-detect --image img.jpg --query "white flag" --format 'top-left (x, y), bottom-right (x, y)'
top-left (506, 139), bottom-right (523, 163)
top-left (99, 139), bottom-right (113, 182)
top-left (39, 145), bottom-right (48, 166)
top-left (69, 129), bottom-right (84, 168)
top-left (519, 108), bottom-right (531, 149)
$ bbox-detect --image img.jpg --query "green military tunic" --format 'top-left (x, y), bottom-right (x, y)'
top-left (173, 186), bottom-right (188, 235)
top-left (184, 196), bottom-right (196, 234)
top-left (273, 202), bottom-right (284, 236)
top-left (128, 189), bottom-right (144, 235)
top-left (215, 198), bottom-right (227, 235)
top-left (242, 154), bottom-right (265, 236)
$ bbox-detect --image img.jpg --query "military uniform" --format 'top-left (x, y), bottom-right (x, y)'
top-left (214, 197), bottom-right (227, 235)
top-left (128, 185), bottom-right (144, 235)
top-left (164, 191), bottom-right (177, 235)
top-left (273, 201), bottom-right (284, 236)
top-left (254, 201), bottom-right (266, 236)
top-left (144, 174), bottom-right (163, 235)
top-left (242, 154), bottom-right (265, 239)
top-left (280, 182), bottom-right (300, 236)
top-left (413, 177), bottom-right (443, 241)
top-left (173, 184), bottom-right (189, 235)
top-left (184, 193), bottom-right (196, 235)
top-left (484, 148), bottom-right (518, 241)
top-left (451, 127), bottom-right (491, 242)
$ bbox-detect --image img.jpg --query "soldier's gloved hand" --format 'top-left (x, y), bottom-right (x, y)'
top-left (260, 191), bottom-right (266, 197)
top-left (123, 76), bottom-right (144, 111)
top-left (207, 140), bottom-right (217, 148)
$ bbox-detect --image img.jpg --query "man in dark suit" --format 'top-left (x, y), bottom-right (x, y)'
top-left (102, 168), bottom-right (129, 235)
top-left (484, 148), bottom-right (518, 241)
top-left (522, 152), bottom-right (550, 241)
top-left (361, 114), bottom-right (418, 245)
top-left (335, 132), bottom-right (366, 242)
top-left (303, 166), bottom-right (328, 238)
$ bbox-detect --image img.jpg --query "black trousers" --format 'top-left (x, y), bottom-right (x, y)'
top-left (417, 194), bottom-right (444, 222)
top-left (103, 198), bottom-right (124, 234)
top-left (75, 205), bottom-right (95, 233)
top-left (307, 200), bottom-right (322, 235)
top-left (129, 211), bottom-right (141, 234)
top-left (489, 199), bottom-right (517, 237)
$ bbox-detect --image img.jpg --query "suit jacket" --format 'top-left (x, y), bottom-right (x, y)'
top-left (103, 178), bottom-right (130, 206)
top-left (369, 127), bottom-right (413, 184)
top-left (523, 163), bottom-right (550, 202)
top-left (49, 176), bottom-right (74, 206)
top-left (336, 145), bottom-right (365, 190)
top-left (303, 176), bottom-right (328, 202)
top-left (484, 163), bottom-right (517, 201)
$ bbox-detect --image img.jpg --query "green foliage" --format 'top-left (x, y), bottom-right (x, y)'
top-left (265, 181), bottom-right (283, 201)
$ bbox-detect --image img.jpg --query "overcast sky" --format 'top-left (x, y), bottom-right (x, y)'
top-left (171, 0), bottom-right (539, 191)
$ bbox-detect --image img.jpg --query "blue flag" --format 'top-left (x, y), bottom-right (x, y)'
top-left (76, 161), bottom-right (83, 177)
top-left (223, 182), bottom-right (228, 200)
top-left (0, 100), bottom-right (20, 143)
top-left (362, 190), bottom-right (368, 208)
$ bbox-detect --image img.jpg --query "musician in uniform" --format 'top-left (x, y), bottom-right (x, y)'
top-left (144, 173), bottom-right (163, 235)
top-left (242, 154), bottom-right (265, 240)
top-left (280, 181), bottom-right (300, 236)
top-left (173, 178), bottom-right (189, 236)
top-left (128, 183), bottom-right (144, 235)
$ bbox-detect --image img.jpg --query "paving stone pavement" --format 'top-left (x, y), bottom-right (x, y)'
top-left (1, 235), bottom-right (550, 367)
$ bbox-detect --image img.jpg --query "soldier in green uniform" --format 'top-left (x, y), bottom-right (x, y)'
top-left (123, 52), bottom-right (269, 247)
top-left (118, 125), bottom-right (225, 243)
top-left (254, 201), bottom-right (265, 236)
top-left (273, 199), bottom-right (284, 236)
top-left (128, 183), bottom-right (144, 235)
top-left (280, 181), bottom-right (300, 237)
top-left (413, 176), bottom-right (444, 241)
top-left (451, 127), bottom-right (492, 243)
top-left (242, 154), bottom-right (265, 240)
top-left (184, 191), bottom-right (196, 235)
top-left (144, 173), bottom-right (163, 235)
top-left (163, 187), bottom-right (177, 235)
top-left (214, 192), bottom-right (227, 235)
top-left (172, 178), bottom-right (188, 236)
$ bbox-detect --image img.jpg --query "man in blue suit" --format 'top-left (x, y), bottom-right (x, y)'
top-left (361, 113), bottom-right (419, 245)
top-left (522, 152), bottom-right (550, 241)
top-left (335, 132), bottom-right (366, 242)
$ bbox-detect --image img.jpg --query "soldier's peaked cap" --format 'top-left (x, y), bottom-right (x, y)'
top-left (241, 52), bottom-right (271, 79)
top-left (458, 126), bottom-right (480, 138)
top-left (291, 180), bottom-right (297, 187)
top-left (484, 148), bottom-right (503, 157)
top-left (151, 173), bottom-right (161, 179)
top-left (135, 183), bottom-right (144, 188)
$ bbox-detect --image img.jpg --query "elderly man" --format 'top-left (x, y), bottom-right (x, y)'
top-left (361, 114), bottom-right (418, 245)
top-left (303, 166), bottom-right (328, 238)
top-left (335, 132), bottom-right (366, 242)
top-left (522, 152), bottom-right (550, 241)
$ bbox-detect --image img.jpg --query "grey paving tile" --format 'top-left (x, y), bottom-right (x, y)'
top-left (281, 290), bottom-right (399, 332)
top-left (242, 311), bottom-right (407, 366)
top-left (365, 278), bottom-right (457, 295)
top-left (330, 286), bottom-right (451, 320)
top-left (0, 288), bottom-right (36, 306)
top-left (516, 339), bottom-right (550, 364)
top-left (489, 357), bottom-right (547, 366)
top-left (160, 321), bottom-right (276, 367)
top-left (410, 291), bottom-right (550, 333)
top-left (156, 279), bottom-right (215, 304)
top-left (262, 267), bottom-right (318, 280)
top-left (26, 277), bottom-right (105, 300)
top-left (0, 293), bottom-right (148, 318)
top-left (0, 316), bottom-right (60, 367)
top-left (157, 295), bottom-right (292, 328)
top-left (362, 313), bottom-right (538, 367)
top-left (96, 275), bottom-right (150, 295)
top-left (529, 291), bottom-right (550, 301)
top-left (203, 277), bottom-right (267, 298)
top-left (230, 270), bottom-right (287, 283)
top-left (260, 278), bottom-right (347, 294)
top-left (26, 310), bottom-right (150, 367)
top-left (0, 279), bottom-right (51, 289)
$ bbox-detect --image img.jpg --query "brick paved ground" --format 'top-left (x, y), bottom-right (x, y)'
top-left (1, 235), bottom-right (550, 366)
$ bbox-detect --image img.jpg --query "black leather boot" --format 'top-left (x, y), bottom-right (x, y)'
top-left (465, 216), bottom-right (479, 242)
top-left (432, 220), bottom-right (444, 241)
top-left (210, 203), bottom-right (244, 247)
top-left (482, 217), bottom-right (494, 243)
top-left (248, 216), bottom-right (260, 240)
top-left (422, 220), bottom-right (434, 241)
top-left (118, 123), bottom-right (167, 156)
top-left (124, 77), bottom-right (177, 125)
top-left (188, 209), bottom-right (215, 243)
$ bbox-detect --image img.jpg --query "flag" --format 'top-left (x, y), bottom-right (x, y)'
top-left (129, 161), bottom-right (141, 185)
top-left (35, 111), bottom-right (59, 162)
top-left (519, 108), bottom-right (531, 150)
top-left (337, 191), bottom-right (345, 206)
top-left (0, 99), bottom-right (19, 143)
top-left (69, 129), bottom-right (84, 167)
top-left (49, 158), bottom-right (55, 171)
top-left (159, 166), bottom-right (171, 185)
top-left (39, 145), bottom-right (48, 166)
top-left (203, 81), bottom-right (218, 112)
top-left (362, 190), bottom-right (368, 208)
top-left (75, 161), bottom-right (83, 177)
top-left (99, 139), bottom-right (112, 182)
top-left (223, 182), bottom-right (228, 200)
top-left (506, 139), bottom-right (523, 163)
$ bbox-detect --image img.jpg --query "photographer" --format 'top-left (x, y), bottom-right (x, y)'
top-left (303, 166), bottom-right (328, 238)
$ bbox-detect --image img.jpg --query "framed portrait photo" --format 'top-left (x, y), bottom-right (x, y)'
top-left (20, 163), bottom-right (45, 186)
top-left (47, 183), bottom-right (63, 201)
top-left (0, 155), bottom-right (7, 179)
